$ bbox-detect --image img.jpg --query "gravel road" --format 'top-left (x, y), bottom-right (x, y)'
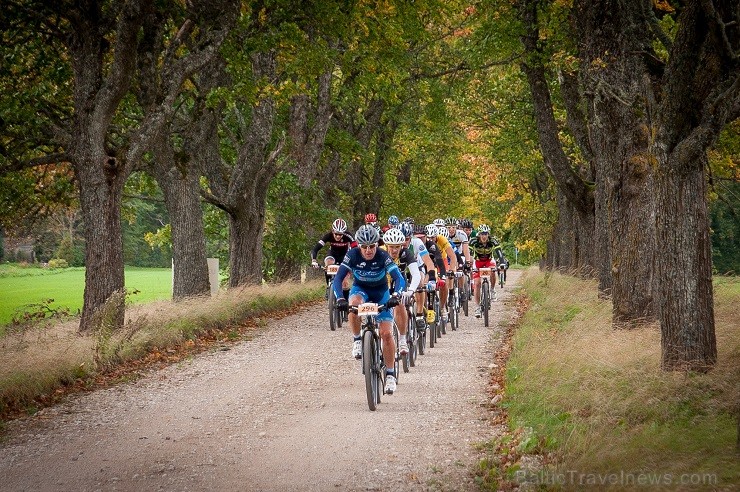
top-left (0, 271), bottom-right (520, 492)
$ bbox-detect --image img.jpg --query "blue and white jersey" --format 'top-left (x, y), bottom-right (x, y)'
top-left (406, 236), bottom-right (430, 269)
top-left (448, 230), bottom-right (468, 254)
top-left (332, 247), bottom-right (405, 299)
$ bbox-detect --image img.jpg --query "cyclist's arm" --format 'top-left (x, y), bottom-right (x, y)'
top-left (445, 244), bottom-right (458, 272)
top-left (311, 233), bottom-right (331, 260)
top-left (332, 263), bottom-right (351, 300)
top-left (388, 263), bottom-right (406, 295)
top-left (420, 252), bottom-right (436, 281)
top-left (406, 262), bottom-right (421, 291)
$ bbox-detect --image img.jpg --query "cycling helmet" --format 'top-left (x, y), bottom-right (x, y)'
top-left (383, 228), bottom-right (405, 245)
top-left (425, 224), bottom-right (439, 237)
top-left (387, 215), bottom-right (400, 226)
top-left (445, 216), bottom-right (457, 226)
top-left (438, 226), bottom-right (449, 239)
top-left (459, 218), bottom-right (473, 229)
top-left (399, 222), bottom-right (413, 238)
top-left (355, 224), bottom-right (380, 245)
top-left (403, 216), bottom-right (415, 224)
top-left (413, 224), bottom-right (426, 236)
top-left (332, 218), bottom-right (347, 233)
top-left (433, 218), bottom-right (445, 227)
top-left (478, 224), bottom-right (491, 234)
top-left (364, 213), bottom-right (377, 224)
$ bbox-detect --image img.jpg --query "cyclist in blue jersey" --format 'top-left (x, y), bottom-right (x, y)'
top-left (333, 225), bottom-right (406, 394)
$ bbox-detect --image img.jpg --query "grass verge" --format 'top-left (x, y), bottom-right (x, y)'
top-left (0, 264), bottom-right (173, 330)
top-left (477, 268), bottom-right (739, 491)
top-left (0, 280), bottom-right (324, 424)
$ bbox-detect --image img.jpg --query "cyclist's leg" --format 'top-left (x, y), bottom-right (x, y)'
top-left (348, 285), bottom-right (368, 337)
top-left (378, 320), bottom-right (396, 369)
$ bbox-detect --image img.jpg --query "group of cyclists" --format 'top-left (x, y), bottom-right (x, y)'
top-left (310, 213), bottom-right (508, 396)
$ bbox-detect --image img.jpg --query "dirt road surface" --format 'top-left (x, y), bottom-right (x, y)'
top-left (0, 271), bottom-right (520, 491)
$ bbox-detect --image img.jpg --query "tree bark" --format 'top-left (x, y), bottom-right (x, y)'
top-left (518, 0), bottom-right (596, 277)
top-left (574, 0), bottom-right (657, 324)
top-left (151, 135), bottom-right (211, 299)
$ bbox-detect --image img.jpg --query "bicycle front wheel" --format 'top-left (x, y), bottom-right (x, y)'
top-left (363, 330), bottom-right (379, 411)
top-left (328, 289), bottom-right (337, 331)
top-left (462, 278), bottom-right (469, 316)
top-left (482, 282), bottom-right (490, 327)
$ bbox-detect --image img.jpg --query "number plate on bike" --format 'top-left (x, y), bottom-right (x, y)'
top-left (326, 264), bottom-right (340, 275)
top-left (479, 267), bottom-right (492, 277)
top-left (357, 303), bottom-right (379, 316)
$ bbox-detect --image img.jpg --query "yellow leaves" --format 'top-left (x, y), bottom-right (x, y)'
top-left (653, 0), bottom-right (675, 13)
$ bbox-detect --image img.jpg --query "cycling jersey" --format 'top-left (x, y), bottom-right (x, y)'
top-left (469, 237), bottom-right (496, 261)
top-left (447, 229), bottom-right (469, 253)
top-left (333, 247), bottom-right (406, 323)
top-left (311, 231), bottom-right (357, 263)
top-left (332, 247), bottom-right (405, 295)
top-left (425, 239), bottom-right (447, 275)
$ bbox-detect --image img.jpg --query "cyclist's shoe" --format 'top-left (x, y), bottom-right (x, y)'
top-left (352, 340), bottom-right (362, 359)
top-left (385, 375), bottom-right (397, 394)
top-left (399, 340), bottom-right (409, 355)
top-left (441, 312), bottom-right (449, 323)
top-left (415, 316), bottom-right (425, 330)
top-left (474, 306), bottom-right (481, 318)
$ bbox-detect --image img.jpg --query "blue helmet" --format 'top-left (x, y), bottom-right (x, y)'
top-left (399, 222), bottom-right (413, 238)
top-left (387, 215), bottom-right (400, 226)
top-left (355, 224), bottom-right (380, 245)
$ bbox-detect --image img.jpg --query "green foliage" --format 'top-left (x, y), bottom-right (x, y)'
top-left (47, 258), bottom-right (68, 269)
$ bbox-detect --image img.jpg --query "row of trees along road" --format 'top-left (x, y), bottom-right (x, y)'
top-left (0, 1), bottom-right (737, 372)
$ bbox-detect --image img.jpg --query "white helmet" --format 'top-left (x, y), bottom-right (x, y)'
top-left (425, 224), bottom-right (438, 237)
top-left (332, 218), bottom-right (347, 233)
top-left (433, 218), bottom-right (445, 227)
top-left (437, 226), bottom-right (449, 239)
top-left (382, 228), bottom-right (406, 245)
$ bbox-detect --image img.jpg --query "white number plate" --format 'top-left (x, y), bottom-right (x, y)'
top-left (479, 267), bottom-right (492, 276)
top-left (357, 303), bottom-right (379, 316)
top-left (326, 264), bottom-right (340, 275)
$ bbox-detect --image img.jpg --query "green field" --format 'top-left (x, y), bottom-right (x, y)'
top-left (0, 264), bottom-right (172, 327)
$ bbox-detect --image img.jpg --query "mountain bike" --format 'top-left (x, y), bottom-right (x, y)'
top-left (497, 263), bottom-right (506, 289)
top-left (425, 284), bottom-right (439, 348)
top-left (322, 265), bottom-right (344, 331)
top-left (402, 301), bottom-right (417, 372)
top-left (447, 271), bottom-right (462, 331)
top-left (349, 302), bottom-right (396, 411)
top-left (479, 267), bottom-right (492, 327)
top-left (460, 268), bottom-right (471, 317)
top-left (414, 287), bottom-right (427, 356)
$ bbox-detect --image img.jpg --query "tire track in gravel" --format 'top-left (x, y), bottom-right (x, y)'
top-left (0, 271), bottom-right (522, 491)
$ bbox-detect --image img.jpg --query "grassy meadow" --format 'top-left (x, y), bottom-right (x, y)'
top-left (0, 264), bottom-right (172, 329)
top-left (477, 268), bottom-right (739, 491)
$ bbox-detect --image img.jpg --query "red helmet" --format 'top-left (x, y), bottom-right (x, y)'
top-left (364, 213), bottom-right (377, 224)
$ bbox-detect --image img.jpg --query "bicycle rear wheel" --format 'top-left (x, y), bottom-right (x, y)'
top-left (363, 330), bottom-right (379, 411)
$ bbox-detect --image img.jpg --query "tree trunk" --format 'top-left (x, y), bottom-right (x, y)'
top-left (228, 201), bottom-right (267, 287)
top-left (151, 136), bottom-right (210, 299)
top-left (575, 0), bottom-right (656, 324)
top-left (656, 155), bottom-right (716, 371)
top-left (77, 156), bottom-right (126, 332)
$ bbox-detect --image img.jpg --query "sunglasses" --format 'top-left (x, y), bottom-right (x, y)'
top-left (360, 244), bottom-right (377, 250)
